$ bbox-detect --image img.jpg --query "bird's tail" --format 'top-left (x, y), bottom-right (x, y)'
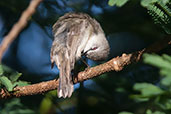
top-left (51, 47), bottom-right (74, 98)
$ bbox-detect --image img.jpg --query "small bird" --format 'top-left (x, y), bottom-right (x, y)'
top-left (51, 12), bottom-right (110, 98)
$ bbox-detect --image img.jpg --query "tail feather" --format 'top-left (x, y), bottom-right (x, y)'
top-left (51, 47), bottom-right (74, 98)
top-left (58, 57), bottom-right (74, 98)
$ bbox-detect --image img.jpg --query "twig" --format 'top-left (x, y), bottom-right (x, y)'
top-left (0, 36), bottom-right (170, 99)
top-left (0, 0), bottom-right (43, 62)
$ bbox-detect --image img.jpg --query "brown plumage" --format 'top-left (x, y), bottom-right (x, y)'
top-left (51, 12), bottom-right (110, 98)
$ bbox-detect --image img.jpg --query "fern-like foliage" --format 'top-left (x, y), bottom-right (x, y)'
top-left (147, 0), bottom-right (171, 34)
top-left (108, 0), bottom-right (129, 7)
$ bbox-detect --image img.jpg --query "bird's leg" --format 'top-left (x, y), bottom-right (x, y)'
top-left (80, 57), bottom-right (90, 68)
top-left (81, 50), bottom-right (91, 69)
top-left (51, 62), bottom-right (54, 69)
top-left (80, 57), bottom-right (91, 72)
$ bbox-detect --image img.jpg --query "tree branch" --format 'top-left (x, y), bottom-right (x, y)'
top-left (0, 0), bottom-right (170, 99)
top-left (0, 36), bottom-right (170, 99)
top-left (0, 0), bottom-right (43, 62)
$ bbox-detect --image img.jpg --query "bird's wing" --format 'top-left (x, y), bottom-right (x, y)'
top-left (51, 13), bottom-right (94, 98)
top-left (51, 17), bottom-right (84, 98)
top-left (51, 24), bottom-right (75, 97)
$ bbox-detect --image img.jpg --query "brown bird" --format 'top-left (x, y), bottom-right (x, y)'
top-left (51, 12), bottom-right (110, 98)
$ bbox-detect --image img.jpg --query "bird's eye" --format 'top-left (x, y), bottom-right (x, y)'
top-left (91, 47), bottom-right (98, 50)
top-left (82, 47), bottom-right (98, 56)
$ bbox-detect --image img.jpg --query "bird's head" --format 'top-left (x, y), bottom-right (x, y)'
top-left (83, 33), bottom-right (110, 61)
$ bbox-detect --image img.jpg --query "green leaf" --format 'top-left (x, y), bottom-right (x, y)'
top-left (14, 80), bottom-right (30, 86)
top-left (144, 54), bottom-right (171, 77)
top-left (145, 0), bottom-right (171, 34)
top-left (146, 109), bottom-right (166, 114)
top-left (163, 99), bottom-right (171, 110)
top-left (141, 0), bottom-right (158, 7)
top-left (161, 76), bottom-right (171, 87)
top-left (39, 97), bottom-right (53, 114)
top-left (146, 109), bottom-right (165, 114)
top-left (9, 72), bottom-right (22, 82)
top-left (153, 111), bottom-right (165, 114)
top-left (1, 64), bottom-right (13, 73)
top-left (146, 109), bottom-right (152, 114)
top-left (108, 0), bottom-right (114, 6)
top-left (133, 83), bottom-right (164, 97)
top-left (144, 54), bottom-right (171, 70)
top-left (160, 69), bottom-right (171, 76)
top-left (0, 64), bottom-right (3, 76)
top-left (130, 94), bottom-right (149, 102)
top-left (1, 98), bottom-right (35, 114)
top-left (108, 0), bottom-right (129, 7)
top-left (156, 99), bottom-right (171, 110)
top-left (119, 111), bottom-right (134, 114)
top-left (0, 76), bottom-right (14, 91)
top-left (163, 54), bottom-right (171, 63)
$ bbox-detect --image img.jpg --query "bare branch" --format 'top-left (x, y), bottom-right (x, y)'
top-left (0, 0), bottom-right (43, 62)
top-left (0, 36), bottom-right (170, 99)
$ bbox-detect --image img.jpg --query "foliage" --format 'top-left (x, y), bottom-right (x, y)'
top-left (1, 98), bottom-right (36, 114)
top-left (119, 111), bottom-right (134, 114)
top-left (108, 1), bottom-right (171, 113)
top-left (108, 0), bottom-right (129, 7)
top-left (108, 0), bottom-right (171, 34)
top-left (0, 64), bottom-right (29, 91)
top-left (146, 109), bottom-right (166, 114)
top-left (146, 1), bottom-right (171, 34)
top-left (128, 54), bottom-right (171, 114)
top-left (39, 90), bottom-right (57, 114)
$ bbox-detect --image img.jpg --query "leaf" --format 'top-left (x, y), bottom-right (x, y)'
top-left (108, 0), bottom-right (115, 6)
top-left (133, 83), bottom-right (164, 97)
top-left (1, 98), bottom-right (35, 114)
top-left (119, 111), bottom-right (134, 114)
top-left (130, 94), bottom-right (149, 102)
top-left (146, 109), bottom-right (152, 114)
top-left (143, 54), bottom-right (171, 70)
top-left (9, 72), bottom-right (22, 82)
top-left (39, 97), bottom-right (53, 114)
top-left (14, 80), bottom-right (30, 86)
top-left (156, 98), bottom-right (171, 110)
top-left (163, 54), bottom-right (171, 63)
top-left (0, 64), bottom-right (3, 76)
top-left (108, 0), bottom-right (129, 7)
top-left (145, 1), bottom-right (171, 34)
top-left (1, 64), bottom-right (13, 73)
top-left (153, 111), bottom-right (165, 114)
top-left (161, 76), bottom-right (171, 87)
top-left (160, 69), bottom-right (171, 76)
top-left (141, 0), bottom-right (158, 7)
top-left (144, 54), bottom-right (171, 77)
top-left (146, 109), bottom-right (166, 114)
top-left (0, 76), bottom-right (14, 91)
top-left (163, 99), bottom-right (171, 110)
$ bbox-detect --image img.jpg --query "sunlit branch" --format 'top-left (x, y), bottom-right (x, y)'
top-left (0, 36), bottom-right (170, 99)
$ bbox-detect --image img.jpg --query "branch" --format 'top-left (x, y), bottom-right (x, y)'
top-left (0, 0), bottom-right (43, 62)
top-left (0, 36), bottom-right (171, 99)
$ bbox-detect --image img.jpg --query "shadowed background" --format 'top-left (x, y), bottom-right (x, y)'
top-left (0, 0), bottom-right (170, 114)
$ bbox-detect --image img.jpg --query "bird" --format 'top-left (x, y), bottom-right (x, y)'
top-left (50, 12), bottom-right (110, 98)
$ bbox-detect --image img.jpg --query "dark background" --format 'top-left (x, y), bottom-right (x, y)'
top-left (0, 0), bottom-right (170, 114)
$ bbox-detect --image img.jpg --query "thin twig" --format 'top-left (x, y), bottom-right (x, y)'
top-left (0, 0), bottom-right (43, 62)
top-left (0, 36), bottom-right (170, 99)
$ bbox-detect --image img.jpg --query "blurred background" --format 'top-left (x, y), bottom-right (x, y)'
top-left (0, 0), bottom-right (171, 114)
